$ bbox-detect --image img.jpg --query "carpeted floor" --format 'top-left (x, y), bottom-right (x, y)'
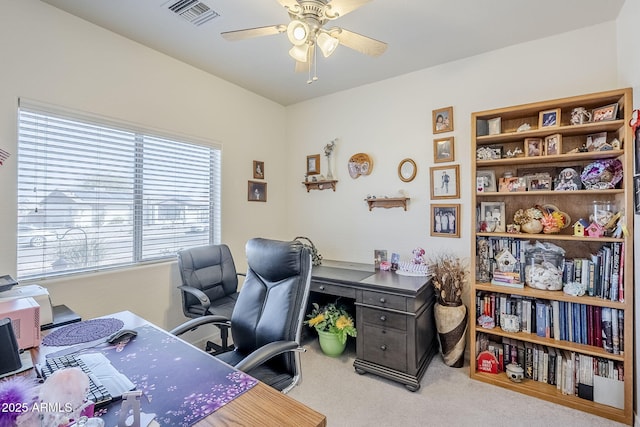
top-left (288, 337), bottom-right (627, 427)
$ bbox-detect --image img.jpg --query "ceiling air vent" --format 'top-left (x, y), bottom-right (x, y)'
top-left (167, 0), bottom-right (220, 26)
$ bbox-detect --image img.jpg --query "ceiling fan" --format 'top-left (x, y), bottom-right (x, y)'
top-left (221, 0), bottom-right (387, 82)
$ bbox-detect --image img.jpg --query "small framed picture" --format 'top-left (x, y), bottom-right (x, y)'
top-left (253, 160), bottom-right (265, 179)
top-left (431, 204), bottom-right (460, 238)
top-left (592, 103), bottom-right (619, 122)
top-left (432, 106), bottom-right (454, 134)
top-left (488, 117), bottom-right (502, 135)
top-left (306, 154), bottom-right (320, 175)
top-left (434, 137), bottom-right (455, 163)
top-left (479, 202), bottom-right (506, 233)
top-left (374, 249), bottom-right (388, 270)
top-left (524, 138), bottom-right (544, 157)
top-left (554, 166), bottom-right (582, 191)
top-left (544, 134), bottom-right (562, 156)
top-left (248, 180), bottom-right (267, 202)
top-left (499, 176), bottom-right (527, 192)
top-left (526, 174), bottom-right (552, 191)
top-left (476, 170), bottom-right (496, 193)
top-left (586, 132), bottom-right (607, 151)
top-left (430, 165), bottom-right (460, 199)
top-left (539, 108), bottom-right (560, 128)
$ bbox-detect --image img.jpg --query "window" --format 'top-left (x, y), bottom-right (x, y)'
top-left (17, 100), bottom-right (221, 280)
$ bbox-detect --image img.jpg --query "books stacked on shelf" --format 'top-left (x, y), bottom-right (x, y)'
top-left (476, 291), bottom-right (624, 354)
top-left (490, 271), bottom-right (523, 288)
top-left (563, 242), bottom-right (625, 302)
top-left (476, 333), bottom-right (624, 409)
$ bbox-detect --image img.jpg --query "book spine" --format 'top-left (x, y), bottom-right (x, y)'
top-left (611, 308), bottom-right (620, 355)
top-left (601, 307), bottom-right (613, 353)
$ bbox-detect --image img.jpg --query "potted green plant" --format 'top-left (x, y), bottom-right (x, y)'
top-left (305, 302), bottom-right (357, 357)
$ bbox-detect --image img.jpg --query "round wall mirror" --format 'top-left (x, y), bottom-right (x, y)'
top-left (398, 158), bottom-right (417, 182)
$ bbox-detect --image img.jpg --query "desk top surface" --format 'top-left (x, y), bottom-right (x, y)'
top-left (36, 311), bottom-right (326, 427)
top-left (312, 260), bottom-right (432, 295)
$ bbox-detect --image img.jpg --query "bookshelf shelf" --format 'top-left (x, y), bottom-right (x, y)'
top-left (470, 88), bottom-right (633, 425)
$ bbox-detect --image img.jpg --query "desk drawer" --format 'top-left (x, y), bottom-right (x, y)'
top-left (361, 290), bottom-right (406, 311)
top-left (311, 281), bottom-right (356, 299)
top-left (361, 325), bottom-right (407, 372)
top-left (361, 307), bottom-right (407, 331)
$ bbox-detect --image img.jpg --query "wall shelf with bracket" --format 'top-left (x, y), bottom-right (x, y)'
top-left (303, 180), bottom-right (338, 192)
top-left (366, 197), bottom-right (410, 211)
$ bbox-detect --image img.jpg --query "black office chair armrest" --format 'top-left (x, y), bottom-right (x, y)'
top-left (234, 340), bottom-right (304, 373)
top-left (170, 314), bottom-right (230, 336)
top-left (178, 285), bottom-right (212, 311)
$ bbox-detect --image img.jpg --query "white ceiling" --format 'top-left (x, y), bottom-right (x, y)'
top-left (40, 0), bottom-right (625, 106)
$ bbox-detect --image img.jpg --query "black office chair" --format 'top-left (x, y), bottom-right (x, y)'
top-left (171, 238), bottom-right (312, 393)
top-left (176, 244), bottom-right (243, 354)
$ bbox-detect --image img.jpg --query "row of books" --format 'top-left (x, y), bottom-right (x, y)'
top-left (476, 236), bottom-right (625, 302)
top-left (477, 292), bottom-right (624, 354)
top-left (477, 333), bottom-right (624, 408)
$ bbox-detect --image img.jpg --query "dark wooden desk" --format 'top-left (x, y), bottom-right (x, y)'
top-left (311, 261), bottom-right (437, 391)
top-left (36, 311), bottom-right (326, 427)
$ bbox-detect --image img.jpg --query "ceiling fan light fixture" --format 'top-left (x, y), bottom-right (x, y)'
top-left (289, 44), bottom-right (309, 62)
top-left (317, 32), bottom-right (339, 57)
top-left (287, 20), bottom-right (309, 45)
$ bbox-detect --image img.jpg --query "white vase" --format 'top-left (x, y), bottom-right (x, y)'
top-left (326, 155), bottom-right (333, 180)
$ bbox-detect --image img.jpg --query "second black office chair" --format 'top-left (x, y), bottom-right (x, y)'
top-left (176, 244), bottom-right (243, 354)
top-left (172, 238), bottom-right (312, 393)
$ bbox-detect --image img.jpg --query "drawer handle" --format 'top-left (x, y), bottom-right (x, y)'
top-left (379, 297), bottom-right (386, 303)
top-left (379, 315), bottom-right (387, 322)
top-left (380, 345), bottom-right (387, 351)
top-left (319, 286), bottom-right (325, 291)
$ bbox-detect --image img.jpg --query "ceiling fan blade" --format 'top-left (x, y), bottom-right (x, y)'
top-left (221, 25), bottom-right (286, 41)
top-left (325, 0), bottom-right (371, 19)
top-left (333, 28), bottom-right (387, 57)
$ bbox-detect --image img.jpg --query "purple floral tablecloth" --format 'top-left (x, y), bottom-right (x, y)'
top-left (95, 325), bottom-right (257, 426)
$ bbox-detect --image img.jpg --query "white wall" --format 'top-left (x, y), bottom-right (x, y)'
top-left (0, 0), bottom-right (289, 328)
top-left (285, 22), bottom-right (620, 309)
top-left (616, 0), bottom-right (640, 421)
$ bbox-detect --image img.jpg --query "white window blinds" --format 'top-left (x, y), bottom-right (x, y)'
top-left (17, 100), bottom-right (221, 280)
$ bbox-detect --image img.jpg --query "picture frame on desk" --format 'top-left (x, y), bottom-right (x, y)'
top-left (431, 204), bottom-right (460, 238)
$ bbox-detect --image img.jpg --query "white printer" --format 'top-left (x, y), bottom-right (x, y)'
top-left (0, 284), bottom-right (53, 326)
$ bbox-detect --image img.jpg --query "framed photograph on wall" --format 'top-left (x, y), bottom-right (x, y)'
top-left (544, 134), bottom-right (562, 156)
top-left (524, 138), bottom-right (544, 157)
top-left (432, 106), bottom-right (454, 134)
top-left (430, 165), bottom-right (460, 199)
top-left (431, 204), bottom-right (460, 238)
top-left (434, 137), bottom-right (455, 163)
top-left (248, 180), bottom-right (267, 202)
top-left (480, 201), bottom-right (506, 233)
top-left (306, 154), bottom-right (320, 175)
top-left (539, 108), bottom-right (560, 128)
top-left (476, 170), bottom-right (496, 193)
top-left (253, 160), bottom-right (265, 179)
top-left (592, 103), bottom-right (619, 122)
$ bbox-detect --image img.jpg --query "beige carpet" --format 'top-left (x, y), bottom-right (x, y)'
top-left (288, 337), bottom-right (627, 427)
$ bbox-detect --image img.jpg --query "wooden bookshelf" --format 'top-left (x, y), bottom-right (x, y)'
top-left (469, 88), bottom-right (633, 425)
